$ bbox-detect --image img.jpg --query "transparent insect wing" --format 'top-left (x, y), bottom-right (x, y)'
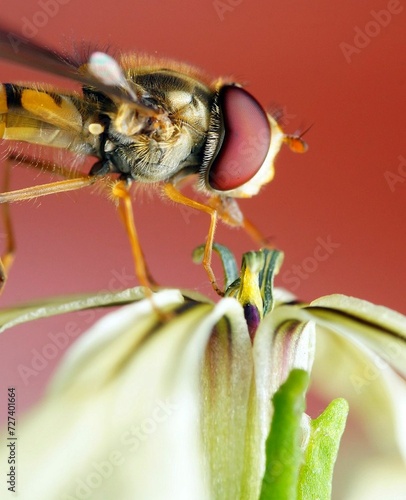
top-left (87, 51), bottom-right (161, 119)
top-left (0, 26), bottom-right (139, 107)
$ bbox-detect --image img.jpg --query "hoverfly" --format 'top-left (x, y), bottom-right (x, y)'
top-left (0, 28), bottom-right (307, 295)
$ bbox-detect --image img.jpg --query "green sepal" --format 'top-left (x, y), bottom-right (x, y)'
top-left (259, 369), bottom-right (309, 500)
top-left (298, 398), bottom-right (349, 500)
top-left (192, 243), bottom-right (239, 289)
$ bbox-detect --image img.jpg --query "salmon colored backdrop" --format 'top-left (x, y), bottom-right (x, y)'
top-left (0, 0), bottom-right (405, 441)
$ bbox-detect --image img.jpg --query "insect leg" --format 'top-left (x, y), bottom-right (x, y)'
top-left (0, 175), bottom-right (98, 292)
top-left (111, 180), bottom-right (158, 290)
top-left (163, 183), bottom-right (223, 296)
top-left (0, 176), bottom-right (98, 204)
top-left (6, 152), bottom-right (86, 180)
top-left (241, 217), bottom-right (273, 248)
top-left (0, 163), bottom-right (15, 293)
top-left (0, 155), bottom-right (98, 292)
top-left (207, 194), bottom-right (274, 248)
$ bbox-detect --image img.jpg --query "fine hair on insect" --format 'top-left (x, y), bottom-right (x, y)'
top-left (0, 27), bottom-right (308, 296)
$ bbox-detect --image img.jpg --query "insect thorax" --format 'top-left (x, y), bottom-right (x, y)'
top-left (102, 69), bottom-right (215, 183)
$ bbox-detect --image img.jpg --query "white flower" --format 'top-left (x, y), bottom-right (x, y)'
top-left (1, 248), bottom-right (405, 499)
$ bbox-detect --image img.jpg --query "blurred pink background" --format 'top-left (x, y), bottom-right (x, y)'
top-left (0, 0), bottom-right (405, 441)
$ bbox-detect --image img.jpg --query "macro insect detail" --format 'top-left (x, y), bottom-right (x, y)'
top-left (0, 28), bottom-right (307, 295)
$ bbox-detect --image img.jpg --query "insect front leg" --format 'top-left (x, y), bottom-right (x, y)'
top-left (0, 163), bottom-right (15, 293)
top-left (110, 180), bottom-right (158, 290)
top-left (208, 195), bottom-right (274, 248)
top-left (163, 183), bottom-right (223, 296)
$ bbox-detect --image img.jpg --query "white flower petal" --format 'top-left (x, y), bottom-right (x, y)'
top-left (48, 289), bottom-right (184, 392)
top-left (309, 294), bottom-right (406, 378)
top-left (1, 292), bottom-right (257, 500)
top-left (0, 287), bottom-right (148, 333)
top-left (2, 292), bottom-right (212, 500)
top-left (313, 328), bottom-right (406, 464)
top-left (300, 295), bottom-right (406, 471)
top-left (241, 305), bottom-right (316, 496)
top-left (200, 298), bottom-right (253, 499)
top-left (344, 457), bottom-right (406, 500)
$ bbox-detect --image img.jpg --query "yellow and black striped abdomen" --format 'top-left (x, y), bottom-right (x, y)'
top-left (0, 84), bottom-right (88, 150)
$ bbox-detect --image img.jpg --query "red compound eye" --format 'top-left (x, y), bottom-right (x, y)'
top-left (207, 85), bottom-right (271, 191)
